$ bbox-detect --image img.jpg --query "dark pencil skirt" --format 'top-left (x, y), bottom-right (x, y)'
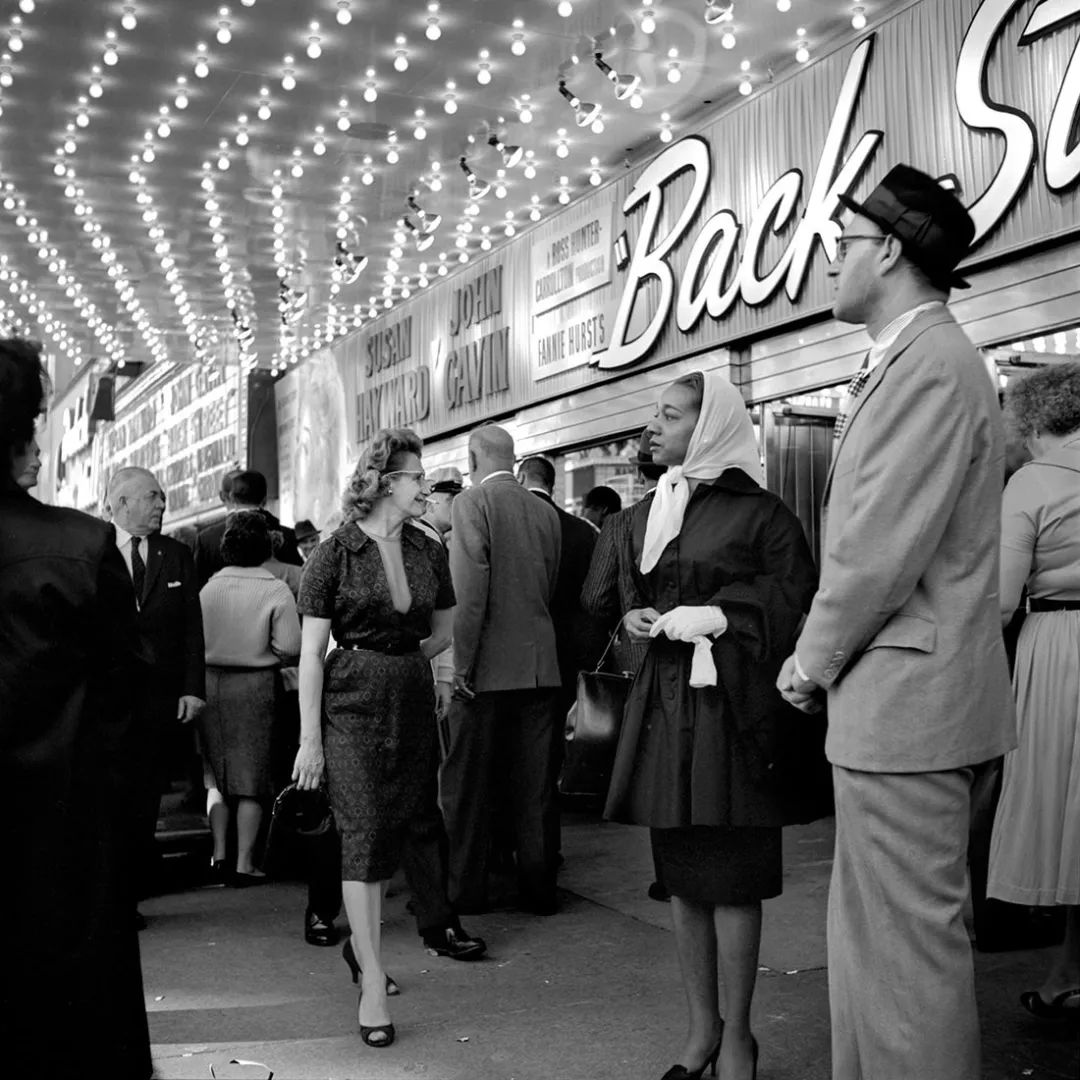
top-left (199, 665), bottom-right (279, 799)
top-left (651, 825), bottom-right (782, 905)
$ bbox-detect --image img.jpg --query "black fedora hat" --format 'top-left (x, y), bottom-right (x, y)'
top-left (837, 164), bottom-right (975, 289)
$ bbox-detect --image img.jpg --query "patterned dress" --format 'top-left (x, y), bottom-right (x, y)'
top-left (298, 521), bottom-right (455, 881)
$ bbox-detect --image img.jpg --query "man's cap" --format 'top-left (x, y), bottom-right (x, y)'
top-left (294, 519), bottom-right (319, 543)
top-left (837, 164), bottom-right (976, 289)
top-left (428, 465), bottom-right (464, 494)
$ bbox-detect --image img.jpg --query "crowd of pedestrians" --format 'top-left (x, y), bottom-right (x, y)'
top-left (2, 162), bottom-right (1079, 1080)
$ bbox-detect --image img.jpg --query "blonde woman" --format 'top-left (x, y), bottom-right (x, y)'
top-left (292, 428), bottom-right (484, 1051)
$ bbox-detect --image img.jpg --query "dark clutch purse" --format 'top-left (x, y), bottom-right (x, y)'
top-left (560, 628), bottom-right (633, 799)
top-left (263, 782), bottom-right (333, 875)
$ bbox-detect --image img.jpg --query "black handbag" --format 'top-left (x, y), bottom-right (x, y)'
top-left (263, 782), bottom-right (333, 875)
top-left (560, 628), bottom-right (633, 799)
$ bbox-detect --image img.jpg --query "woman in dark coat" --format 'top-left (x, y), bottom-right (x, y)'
top-left (605, 371), bottom-right (817, 1080)
top-left (0, 339), bottom-right (151, 1079)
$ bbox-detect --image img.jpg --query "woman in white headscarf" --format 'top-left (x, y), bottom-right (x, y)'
top-left (605, 371), bottom-right (818, 1080)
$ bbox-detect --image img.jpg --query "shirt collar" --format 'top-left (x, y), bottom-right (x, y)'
top-left (867, 301), bottom-right (944, 369)
top-left (481, 470), bottom-right (516, 484)
top-left (114, 523), bottom-right (135, 550)
top-left (336, 520), bottom-right (428, 553)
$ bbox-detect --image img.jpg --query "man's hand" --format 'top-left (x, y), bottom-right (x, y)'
top-left (452, 674), bottom-right (476, 701)
top-left (624, 607), bottom-right (661, 641)
top-left (776, 654), bottom-right (824, 714)
top-left (177, 695), bottom-right (205, 723)
top-left (435, 680), bottom-right (452, 719)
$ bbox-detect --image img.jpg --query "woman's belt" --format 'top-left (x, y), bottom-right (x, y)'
top-left (341, 639), bottom-right (421, 655)
top-left (1029, 598), bottom-right (1080, 612)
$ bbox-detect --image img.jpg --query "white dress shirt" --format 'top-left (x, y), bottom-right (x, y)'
top-left (113, 523), bottom-right (139, 581)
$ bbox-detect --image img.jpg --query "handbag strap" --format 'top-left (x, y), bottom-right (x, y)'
top-left (591, 623), bottom-right (624, 674)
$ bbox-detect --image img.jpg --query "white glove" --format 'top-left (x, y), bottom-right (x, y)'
top-left (648, 605), bottom-right (728, 642)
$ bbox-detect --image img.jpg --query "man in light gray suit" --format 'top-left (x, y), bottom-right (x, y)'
top-left (440, 424), bottom-right (563, 915)
top-left (777, 166), bottom-right (1016, 1080)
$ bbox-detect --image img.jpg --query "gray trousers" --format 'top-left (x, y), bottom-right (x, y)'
top-left (828, 764), bottom-right (980, 1080)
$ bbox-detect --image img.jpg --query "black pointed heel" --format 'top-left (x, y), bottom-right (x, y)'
top-left (342, 937), bottom-right (400, 995)
top-left (659, 1028), bottom-right (723, 1080)
top-left (751, 1035), bottom-right (759, 1080)
top-left (360, 1022), bottom-right (395, 1048)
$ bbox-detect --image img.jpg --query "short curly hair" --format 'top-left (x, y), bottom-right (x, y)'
top-left (342, 427), bottom-right (423, 522)
top-left (220, 512), bottom-right (272, 567)
top-left (1004, 362), bottom-right (1080, 443)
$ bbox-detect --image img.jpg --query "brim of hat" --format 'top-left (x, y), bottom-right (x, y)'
top-left (835, 193), bottom-right (970, 289)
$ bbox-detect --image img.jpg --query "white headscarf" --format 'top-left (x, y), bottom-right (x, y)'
top-left (640, 371), bottom-right (762, 575)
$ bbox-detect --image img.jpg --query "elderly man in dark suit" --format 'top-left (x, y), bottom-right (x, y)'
top-left (1, 339), bottom-right (152, 1078)
top-left (777, 166), bottom-right (1016, 1080)
top-left (194, 469), bottom-right (302, 587)
top-left (441, 425), bottom-right (563, 915)
top-left (107, 466), bottom-right (206, 913)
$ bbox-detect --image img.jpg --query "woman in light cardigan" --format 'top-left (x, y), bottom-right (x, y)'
top-left (200, 513), bottom-right (301, 883)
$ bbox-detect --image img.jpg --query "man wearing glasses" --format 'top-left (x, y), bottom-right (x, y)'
top-left (777, 165), bottom-right (1015, 1080)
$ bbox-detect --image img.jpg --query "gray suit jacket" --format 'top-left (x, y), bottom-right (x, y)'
top-left (449, 473), bottom-right (562, 692)
top-left (796, 306), bottom-right (1016, 772)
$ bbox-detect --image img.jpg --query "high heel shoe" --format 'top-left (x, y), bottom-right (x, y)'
top-left (359, 1022), bottom-right (395, 1048)
top-left (659, 1028), bottom-right (724, 1080)
top-left (342, 937), bottom-right (400, 996)
top-left (357, 995), bottom-right (396, 1048)
top-left (751, 1035), bottom-right (759, 1080)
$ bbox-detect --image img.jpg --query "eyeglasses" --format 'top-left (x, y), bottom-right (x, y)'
top-left (383, 469), bottom-right (427, 484)
top-left (836, 234), bottom-right (888, 261)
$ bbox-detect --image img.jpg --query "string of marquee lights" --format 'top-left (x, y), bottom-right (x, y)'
top-left (0, 0), bottom-right (47, 122)
top-left (0, 178), bottom-right (128, 369)
top-left (196, 160), bottom-right (259, 374)
top-left (0, 253), bottom-right (85, 371)
top-left (128, 163), bottom-right (216, 366)
top-left (52, 156), bottom-right (169, 367)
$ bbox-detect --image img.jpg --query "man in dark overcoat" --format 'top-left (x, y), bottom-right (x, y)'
top-left (0, 339), bottom-right (152, 1078)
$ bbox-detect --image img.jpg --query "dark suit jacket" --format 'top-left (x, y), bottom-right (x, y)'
top-left (194, 508), bottom-right (301, 588)
top-left (529, 490), bottom-right (605, 686)
top-left (138, 533), bottom-right (205, 706)
top-left (449, 474), bottom-right (562, 692)
top-left (581, 496), bottom-right (653, 673)
top-left (0, 488), bottom-right (151, 1077)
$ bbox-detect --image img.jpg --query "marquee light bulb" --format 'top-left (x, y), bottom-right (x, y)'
top-left (557, 1), bottom-right (572, 16)
top-left (851, 6), bottom-right (867, 29)
top-left (336, 0), bottom-right (352, 25)
top-left (307, 22), bottom-right (322, 59)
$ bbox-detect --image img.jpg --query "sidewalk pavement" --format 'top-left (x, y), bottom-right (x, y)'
top-left (140, 815), bottom-right (1078, 1080)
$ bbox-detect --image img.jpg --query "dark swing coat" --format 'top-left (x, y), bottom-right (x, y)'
top-left (0, 488), bottom-right (152, 1079)
top-left (604, 469), bottom-right (822, 829)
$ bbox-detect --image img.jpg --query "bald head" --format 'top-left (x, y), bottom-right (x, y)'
top-left (468, 424), bottom-right (515, 481)
top-left (107, 466), bottom-right (165, 536)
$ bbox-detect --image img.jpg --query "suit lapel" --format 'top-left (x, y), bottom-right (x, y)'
top-left (823, 307), bottom-right (958, 501)
top-left (142, 533), bottom-right (166, 603)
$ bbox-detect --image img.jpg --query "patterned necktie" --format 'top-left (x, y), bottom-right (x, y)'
top-left (131, 535), bottom-right (146, 602)
top-left (833, 354), bottom-right (873, 441)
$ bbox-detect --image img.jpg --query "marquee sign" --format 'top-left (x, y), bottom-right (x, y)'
top-left (594, 0), bottom-right (1080, 369)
